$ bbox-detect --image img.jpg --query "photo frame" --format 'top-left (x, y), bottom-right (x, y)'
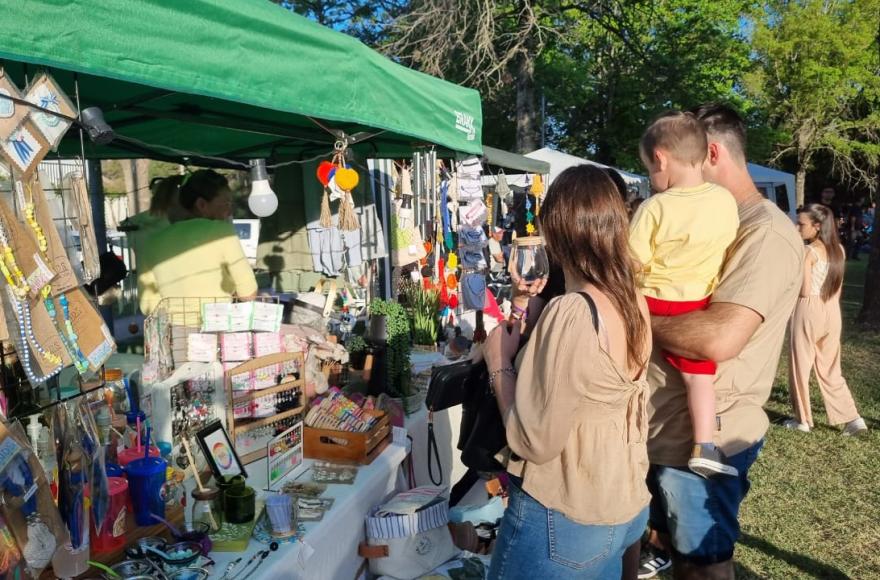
top-left (196, 420), bottom-right (248, 480)
top-left (24, 72), bottom-right (76, 150)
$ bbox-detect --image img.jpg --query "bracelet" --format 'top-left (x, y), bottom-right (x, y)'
top-left (511, 304), bottom-right (528, 315)
top-left (488, 367), bottom-right (517, 394)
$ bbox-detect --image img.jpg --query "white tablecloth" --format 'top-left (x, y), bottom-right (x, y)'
top-left (209, 442), bottom-right (407, 580)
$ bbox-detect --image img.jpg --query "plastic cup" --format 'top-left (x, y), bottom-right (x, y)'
top-left (266, 494), bottom-right (292, 534)
top-left (125, 457), bottom-right (168, 526)
top-left (92, 477), bottom-right (129, 553)
top-left (118, 445), bottom-right (160, 467)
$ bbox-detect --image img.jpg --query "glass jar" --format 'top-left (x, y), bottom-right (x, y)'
top-left (191, 487), bottom-right (222, 532)
top-left (104, 369), bottom-right (129, 415)
top-left (509, 236), bottom-right (549, 283)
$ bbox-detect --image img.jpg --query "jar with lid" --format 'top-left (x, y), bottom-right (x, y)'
top-left (104, 369), bottom-right (129, 415)
top-left (191, 487), bottom-right (222, 532)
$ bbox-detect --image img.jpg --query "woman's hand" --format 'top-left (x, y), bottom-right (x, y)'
top-left (484, 321), bottom-right (521, 373)
top-left (510, 272), bottom-right (548, 299)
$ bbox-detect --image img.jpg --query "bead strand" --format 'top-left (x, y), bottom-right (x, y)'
top-left (14, 298), bottom-right (62, 384)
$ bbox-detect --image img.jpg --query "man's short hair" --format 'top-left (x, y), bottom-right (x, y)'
top-left (689, 103), bottom-right (748, 163)
top-left (640, 111), bottom-right (708, 166)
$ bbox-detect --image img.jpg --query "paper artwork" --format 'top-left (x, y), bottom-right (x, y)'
top-left (0, 70), bottom-right (29, 140)
top-left (24, 73), bottom-right (76, 149)
top-left (1, 122), bottom-right (48, 176)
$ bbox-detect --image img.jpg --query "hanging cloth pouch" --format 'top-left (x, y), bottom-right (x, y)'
top-left (461, 273), bottom-right (487, 311)
top-left (458, 226), bottom-right (487, 248)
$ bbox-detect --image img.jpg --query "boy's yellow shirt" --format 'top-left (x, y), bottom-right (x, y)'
top-left (629, 182), bottom-right (739, 301)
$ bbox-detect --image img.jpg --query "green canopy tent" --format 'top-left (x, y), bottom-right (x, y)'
top-left (0, 0), bottom-right (483, 164)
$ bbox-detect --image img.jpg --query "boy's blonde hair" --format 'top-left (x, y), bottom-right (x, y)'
top-left (640, 111), bottom-right (708, 166)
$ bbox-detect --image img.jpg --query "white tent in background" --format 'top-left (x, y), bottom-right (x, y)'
top-left (482, 147), bottom-right (651, 199)
top-left (747, 163), bottom-right (796, 220)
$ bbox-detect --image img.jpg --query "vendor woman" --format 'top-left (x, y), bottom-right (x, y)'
top-left (138, 169), bottom-right (257, 316)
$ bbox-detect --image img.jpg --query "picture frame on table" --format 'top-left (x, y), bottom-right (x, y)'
top-left (196, 420), bottom-right (248, 480)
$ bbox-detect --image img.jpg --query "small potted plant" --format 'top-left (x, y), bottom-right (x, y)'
top-left (401, 281), bottom-right (440, 351)
top-left (347, 335), bottom-right (369, 370)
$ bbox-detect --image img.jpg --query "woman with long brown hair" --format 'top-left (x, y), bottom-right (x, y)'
top-left (483, 165), bottom-right (652, 579)
top-left (785, 204), bottom-right (867, 435)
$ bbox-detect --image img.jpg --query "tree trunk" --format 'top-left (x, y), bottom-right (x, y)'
top-left (858, 184), bottom-right (880, 328)
top-left (514, 51), bottom-right (538, 154)
top-left (122, 159), bottom-right (152, 215)
top-left (135, 159), bottom-right (151, 213)
top-left (795, 165), bottom-right (806, 209)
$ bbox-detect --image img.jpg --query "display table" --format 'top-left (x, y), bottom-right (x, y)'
top-left (209, 442), bottom-right (407, 580)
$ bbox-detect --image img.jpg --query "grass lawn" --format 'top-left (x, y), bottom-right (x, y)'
top-left (661, 261), bottom-right (880, 578)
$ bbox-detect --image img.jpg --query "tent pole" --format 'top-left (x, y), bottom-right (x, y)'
top-left (87, 159), bottom-right (115, 330)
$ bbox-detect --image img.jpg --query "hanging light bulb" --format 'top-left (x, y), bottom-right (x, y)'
top-left (248, 159), bottom-right (278, 217)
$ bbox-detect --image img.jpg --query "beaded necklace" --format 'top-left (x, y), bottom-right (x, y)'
top-left (0, 220), bottom-right (29, 300)
top-left (46, 295), bottom-right (88, 374)
top-left (0, 217), bottom-right (62, 371)
top-left (12, 293), bottom-right (62, 383)
top-left (18, 180), bottom-right (88, 372)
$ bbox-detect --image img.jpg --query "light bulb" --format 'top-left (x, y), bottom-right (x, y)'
top-left (248, 159), bottom-right (278, 217)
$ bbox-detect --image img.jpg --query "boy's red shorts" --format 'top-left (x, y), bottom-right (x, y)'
top-left (646, 295), bottom-right (716, 375)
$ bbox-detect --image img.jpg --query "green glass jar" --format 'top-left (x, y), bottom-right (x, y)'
top-left (224, 485), bottom-right (256, 524)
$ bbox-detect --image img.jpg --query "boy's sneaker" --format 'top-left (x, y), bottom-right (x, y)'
top-left (783, 419), bottom-right (811, 432)
top-left (687, 443), bottom-right (739, 478)
top-left (842, 417), bottom-right (868, 437)
top-left (638, 545), bottom-right (672, 579)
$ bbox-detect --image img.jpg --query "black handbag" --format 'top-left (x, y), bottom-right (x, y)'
top-left (424, 293), bottom-right (599, 484)
top-left (425, 360), bottom-right (487, 484)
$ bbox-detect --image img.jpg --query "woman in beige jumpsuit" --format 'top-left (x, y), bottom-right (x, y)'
top-left (785, 204), bottom-right (868, 435)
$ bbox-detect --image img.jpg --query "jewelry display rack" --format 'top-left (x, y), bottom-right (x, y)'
top-left (225, 350), bottom-right (306, 465)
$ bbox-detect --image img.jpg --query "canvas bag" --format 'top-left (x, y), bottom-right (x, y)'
top-left (290, 278), bottom-right (336, 330)
top-left (361, 496), bottom-right (459, 579)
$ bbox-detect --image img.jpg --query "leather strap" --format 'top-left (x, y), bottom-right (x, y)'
top-left (577, 292), bottom-right (600, 332)
top-left (358, 542), bottom-right (389, 559)
top-left (427, 417), bottom-right (443, 486)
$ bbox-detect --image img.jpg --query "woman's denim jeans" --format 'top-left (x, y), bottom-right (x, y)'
top-left (488, 477), bottom-right (648, 579)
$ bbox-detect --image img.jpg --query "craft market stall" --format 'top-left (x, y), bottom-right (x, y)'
top-left (0, 1), bottom-right (505, 579)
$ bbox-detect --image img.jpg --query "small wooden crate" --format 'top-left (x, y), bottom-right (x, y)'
top-left (304, 411), bottom-right (391, 464)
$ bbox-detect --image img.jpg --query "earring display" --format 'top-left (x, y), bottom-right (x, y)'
top-left (224, 351), bottom-right (305, 465)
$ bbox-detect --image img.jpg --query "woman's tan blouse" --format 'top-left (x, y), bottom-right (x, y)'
top-left (506, 293), bottom-right (650, 526)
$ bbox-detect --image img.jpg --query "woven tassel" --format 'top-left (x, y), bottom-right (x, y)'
top-left (338, 190), bottom-right (359, 231)
top-left (319, 187), bottom-right (332, 227)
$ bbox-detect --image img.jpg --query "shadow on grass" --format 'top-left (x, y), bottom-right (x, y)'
top-left (739, 533), bottom-right (849, 579)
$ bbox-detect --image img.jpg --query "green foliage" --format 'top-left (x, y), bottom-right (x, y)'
top-left (541, 0), bottom-right (754, 171)
top-left (346, 334), bottom-right (368, 354)
top-left (369, 298), bottom-right (412, 397)
top-left (401, 281), bottom-right (440, 346)
top-left (745, 0), bottom-right (880, 202)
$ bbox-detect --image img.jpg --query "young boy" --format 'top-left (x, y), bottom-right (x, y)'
top-left (630, 111), bottom-right (740, 478)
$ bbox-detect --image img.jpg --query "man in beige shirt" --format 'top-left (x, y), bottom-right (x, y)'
top-left (642, 104), bottom-right (803, 580)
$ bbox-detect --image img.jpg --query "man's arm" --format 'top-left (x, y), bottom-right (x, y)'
top-left (652, 302), bottom-right (762, 362)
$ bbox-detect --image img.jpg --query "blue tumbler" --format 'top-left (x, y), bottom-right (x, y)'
top-left (125, 456), bottom-right (167, 526)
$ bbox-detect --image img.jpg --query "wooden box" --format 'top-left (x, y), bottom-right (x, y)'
top-left (304, 411), bottom-right (391, 464)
